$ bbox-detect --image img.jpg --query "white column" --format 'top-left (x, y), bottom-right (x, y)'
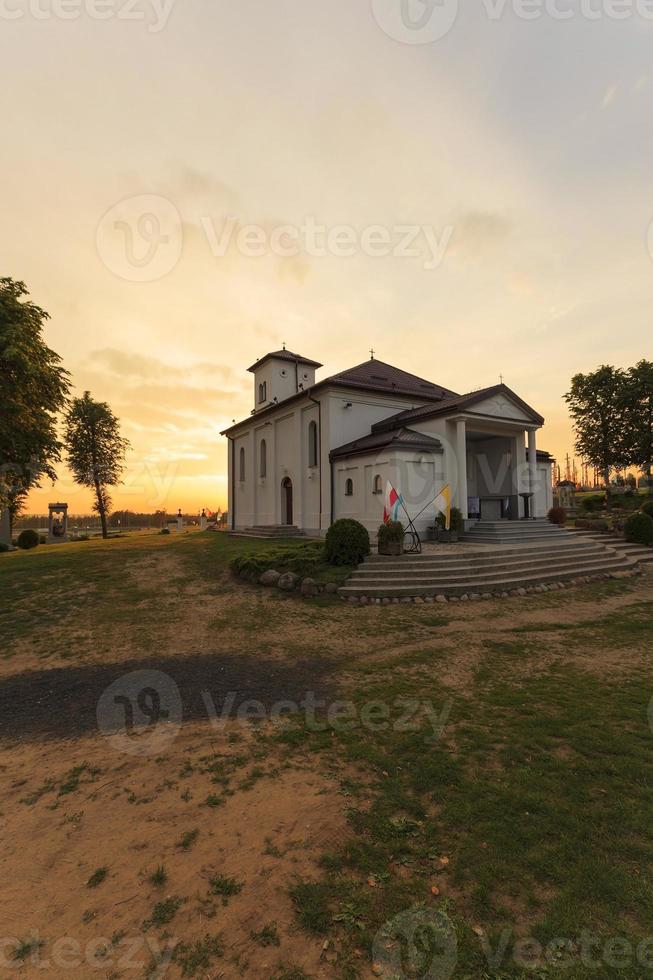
top-left (456, 419), bottom-right (468, 519)
top-left (528, 429), bottom-right (538, 518)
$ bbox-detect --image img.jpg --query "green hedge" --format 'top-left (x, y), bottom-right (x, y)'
top-left (231, 542), bottom-right (326, 582)
top-left (624, 512), bottom-right (653, 546)
top-left (17, 529), bottom-right (39, 550)
top-left (325, 519), bottom-right (370, 566)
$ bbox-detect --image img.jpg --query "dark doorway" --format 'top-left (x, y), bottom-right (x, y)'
top-left (281, 477), bottom-right (293, 525)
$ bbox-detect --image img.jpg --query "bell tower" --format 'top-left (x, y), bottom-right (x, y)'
top-left (247, 347), bottom-right (322, 410)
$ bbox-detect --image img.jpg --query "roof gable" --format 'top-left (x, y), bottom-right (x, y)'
top-left (247, 349), bottom-right (323, 373)
top-left (372, 384), bottom-right (544, 432)
top-left (326, 359), bottom-right (458, 401)
top-left (330, 426), bottom-right (443, 461)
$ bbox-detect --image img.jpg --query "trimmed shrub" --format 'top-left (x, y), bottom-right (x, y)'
top-left (641, 499), bottom-right (653, 519)
top-left (325, 519), bottom-right (370, 566)
top-left (547, 506), bottom-right (566, 526)
top-left (377, 521), bottom-right (404, 546)
top-left (17, 529), bottom-right (39, 550)
top-left (160, 527), bottom-right (171, 535)
top-left (624, 512), bottom-right (653, 546)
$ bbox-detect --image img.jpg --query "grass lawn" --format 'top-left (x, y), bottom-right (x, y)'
top-left (1, 531), bottom-right (653, 978)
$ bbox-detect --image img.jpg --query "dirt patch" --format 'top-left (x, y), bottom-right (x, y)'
top-left (0, 721), bottom-right (349, 979)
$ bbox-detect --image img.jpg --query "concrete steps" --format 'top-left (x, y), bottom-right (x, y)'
top-left (339, 539), bottom-right (637, 599)
top-left (569, 529), bottom-right (653, 565)
top-left (229, 525), bottom-right (306, 539)
top-left (464, 519), bottom-right (573, 545)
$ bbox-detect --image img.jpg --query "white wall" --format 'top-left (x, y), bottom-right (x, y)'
top-left (333, 447), bottom-right (445, 537)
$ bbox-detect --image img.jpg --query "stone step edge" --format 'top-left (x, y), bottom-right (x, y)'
top-left (338, 558), bottom-right (638, 597)
top-left (346, 560), bottom-right (630, 587)
top-left (363, 546), bottom-right (611, 567)
top-left (339, 570), bottom-right (639, 604)
top-left (348, 554), bottom-right (628, 581)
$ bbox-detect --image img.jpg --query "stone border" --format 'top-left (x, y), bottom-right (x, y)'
top-left (337, 569), bottom-right (640, 605)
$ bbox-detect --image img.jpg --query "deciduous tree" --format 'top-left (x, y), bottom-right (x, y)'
top-left (0, 278), bottom-right (70, 528)
top-left (622, 360), bottom-right (653, 493)
top-left (64, 392), bottom-right (130, 538)
top-left (564, 366), bottom-right (627, 505)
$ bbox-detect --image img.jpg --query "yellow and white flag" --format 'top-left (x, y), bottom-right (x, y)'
top-left (434, 484), bottom-right (452, 530)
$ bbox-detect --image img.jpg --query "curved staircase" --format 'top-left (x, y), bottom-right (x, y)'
top-left (338, 536), bottom-right (639, 600)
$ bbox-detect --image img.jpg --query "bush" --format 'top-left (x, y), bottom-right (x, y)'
top-left (641, 499), bottom-right (653, 519)
top-left (434, 507), bottom-right (464, 533)
top-left (17, 529), bottom-right (39, 550)
top-left (624, 512), bottom-right (653, 546)
top-left (0, 542), bottom-right (9, 554)
top-left (231, 542), bottom-right (325, 581)
top-left (377, 521), bottom-right (404, 546)
top-left (160, 527), bottom-right (171, 535)
top-left (547, 506), bottom-right (566, 526)
top-left (325, 519), bottom-right (370, 566)
top-left (579, 494), bottom-right (604, 513)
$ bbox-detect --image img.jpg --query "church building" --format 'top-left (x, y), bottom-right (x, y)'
top-left (221, 349), bottom-right (554, 537)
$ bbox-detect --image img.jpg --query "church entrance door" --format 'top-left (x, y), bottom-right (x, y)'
top-left (281, 478), bottom-right (293, 525)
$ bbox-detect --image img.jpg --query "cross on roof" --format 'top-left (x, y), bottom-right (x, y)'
top-left (370, 348), bottom-right (375, 360)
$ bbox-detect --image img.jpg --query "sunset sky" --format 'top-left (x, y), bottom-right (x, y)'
top-left (2, 1), bottom-right (652, 514)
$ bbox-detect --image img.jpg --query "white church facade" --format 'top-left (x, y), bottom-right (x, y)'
top-left (222, 349), bottom-right (554, 538)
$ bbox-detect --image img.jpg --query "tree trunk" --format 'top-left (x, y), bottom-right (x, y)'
top-left (604, 465), bottom-right (612, 511)
top-left (94, 479), bottom-right (108, 539)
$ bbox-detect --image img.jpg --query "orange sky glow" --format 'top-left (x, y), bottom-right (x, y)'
top-left (3, 3), bottom-right (651, 514)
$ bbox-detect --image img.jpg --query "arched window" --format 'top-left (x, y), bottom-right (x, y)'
top-left (260, 439), bottom-right (267, 478)
top-left (373, 475), bottom-right (383, 494)
top-left (308, 420), bottom-right (318, 468)
top-left (258, 381), bottom-right (267, 404)
top-left (239, 447), bottom-right (246, 482)
top-left (345, 478), bottom-right (354, 497)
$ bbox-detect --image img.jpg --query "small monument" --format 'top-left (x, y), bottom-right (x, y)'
top-left (48, 502), bottom-right (69, 544)
top-left (177, 508), bottom-right (184, 533)
top-left (200, 508), bottom-right (207, 531)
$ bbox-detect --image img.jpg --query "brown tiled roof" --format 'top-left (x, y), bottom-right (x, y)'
top-left (330, 427), bottom-right (443, 461)
top-left (327, 359), bottom-right (458, 401)
top-left (371, 384), bottom-right (544, 432)
top-left (247, 349), bottom-right (323, 372)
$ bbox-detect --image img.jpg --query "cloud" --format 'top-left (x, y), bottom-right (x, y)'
top-left (84, 349), bottom-right (241, 389)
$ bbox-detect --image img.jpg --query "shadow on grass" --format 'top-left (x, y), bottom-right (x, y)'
top-left (0, 652), bottom-right (335, 741)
